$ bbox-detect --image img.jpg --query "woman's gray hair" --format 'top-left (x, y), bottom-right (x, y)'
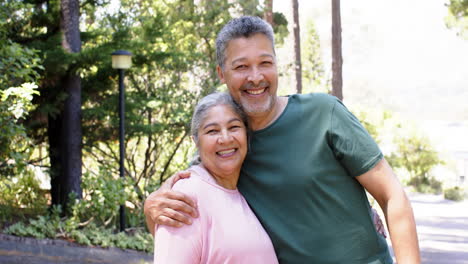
top-left (190, 92), bottom-right (249, 166)
top-left (216, 16), bottom-right (275, 70)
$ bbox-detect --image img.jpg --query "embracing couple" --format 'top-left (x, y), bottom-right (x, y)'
top-left (145, 16), bottom-right (420, 264)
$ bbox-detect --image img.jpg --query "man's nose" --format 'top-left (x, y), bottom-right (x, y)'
top-left (247, 67), bottom-right (264, 85)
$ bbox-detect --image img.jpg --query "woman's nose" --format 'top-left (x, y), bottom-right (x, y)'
top-left (218, 130), bottom-right (233, 144)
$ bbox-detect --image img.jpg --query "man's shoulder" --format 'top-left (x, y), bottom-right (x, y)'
top-left (289, 93), bottom-right (339, 112)
top-left (291, 93), bottom-right (338, 104)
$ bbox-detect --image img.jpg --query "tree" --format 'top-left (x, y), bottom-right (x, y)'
top-left (264, 0), bottom-right (273, 25)
top-left (446, 0), bottom-right (468, 38)
top-left (1, 0), bottom-right (86, 211)
top-left (1, 0), bottom-right (290, 227)
top-left (291, 0), bottom-right (302, 94)
top-left (301, 19), bottom-right (327, 94)
top-left (0, 3), bottom-right (43, 176)
top-left (331, 0), bottom-right (343, 100)
top-left (49, 0), bottom-right (83, 209)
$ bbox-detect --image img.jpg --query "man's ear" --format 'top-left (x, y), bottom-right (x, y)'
top-left (191, 135), bottom-right (197, 146)
top-left (216, 65), bottom-right (225, 84)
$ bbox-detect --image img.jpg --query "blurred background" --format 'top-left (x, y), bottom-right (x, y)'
top-left (0, 0), bottom-right (467, 263)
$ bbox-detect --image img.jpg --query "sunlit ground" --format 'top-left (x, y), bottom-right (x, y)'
top-left (387, 193), bottom-right (468, 264)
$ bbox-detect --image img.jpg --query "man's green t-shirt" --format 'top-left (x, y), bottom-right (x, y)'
top-left (238, 93), bottom-right (393, 264)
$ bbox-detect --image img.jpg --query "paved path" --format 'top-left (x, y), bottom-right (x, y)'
top-left (412, 193), bottom-right (468, 264)
top-left (398, 193), bottom-right (468, 264)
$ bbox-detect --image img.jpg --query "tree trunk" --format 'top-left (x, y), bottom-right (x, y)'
top-left (49, 0), bottom-right (82, 211)
top-left (332, 0), bottom-right (343, 101)
top-left (264, 0), bottom-right (273, 25)
top-left (292, 0), bottom-right (302, 94)
top-left (48, 113), bottom-right (63, 207)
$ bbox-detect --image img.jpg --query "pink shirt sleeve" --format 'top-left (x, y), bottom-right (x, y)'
top-left (153, 180), bottom-right (202, 264)
top-left (153, 223), bottom-right (202, 263)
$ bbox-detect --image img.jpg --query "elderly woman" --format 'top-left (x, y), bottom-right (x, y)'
top-left (153, 92), bottom-right (278, 263)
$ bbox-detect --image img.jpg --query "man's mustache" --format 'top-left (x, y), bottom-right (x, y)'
top-left (242, 81), bottom-right (269, 90)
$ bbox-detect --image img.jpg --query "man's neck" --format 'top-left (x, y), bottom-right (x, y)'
top-left (249, 96), bottom-right (288, 131)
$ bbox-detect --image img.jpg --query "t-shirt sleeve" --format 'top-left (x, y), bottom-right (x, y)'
top-left (153, 180), bottom-right (202, 264)
top-left (327, 99), bottom-right (383, 177)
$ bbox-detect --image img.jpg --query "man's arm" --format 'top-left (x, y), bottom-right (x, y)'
top-left (144, 171), bottom-right (198, 236)
top-left (356, 158), bottom-right (421, 264)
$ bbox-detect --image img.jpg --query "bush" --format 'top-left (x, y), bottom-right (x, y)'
top-left (387, 133), bottom-right (443, 193)
top-left (4, 206), bottom-right (154, 253)
top-left (408, 176), bottom-right (443, 194)
top-left (444, 187), bottom-right (466, 201)
top-left (0, 171), bottom-right (48, 226)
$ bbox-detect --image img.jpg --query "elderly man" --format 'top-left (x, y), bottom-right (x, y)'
top-left (145, 16), bottom-right (420, 264)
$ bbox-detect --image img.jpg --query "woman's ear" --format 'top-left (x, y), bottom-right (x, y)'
top-left (191, 135), bottom-right (197, 145)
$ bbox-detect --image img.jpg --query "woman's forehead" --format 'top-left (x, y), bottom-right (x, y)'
top-left (201, 105), bottom-right (241, 126)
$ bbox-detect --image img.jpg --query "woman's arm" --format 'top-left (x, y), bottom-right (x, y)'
top-left (153, 222), bottom-right (202, 263)
top-left (153, 178), bottom-right (202, 264)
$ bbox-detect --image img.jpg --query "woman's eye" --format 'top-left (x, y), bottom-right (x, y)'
top-left (235, 65), bottom-right (246, 70)
top-left (207, 129), bottom-right (217, 134)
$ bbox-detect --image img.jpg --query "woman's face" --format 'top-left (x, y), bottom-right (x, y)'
top-left (197, 104), bottom-right (248, 183)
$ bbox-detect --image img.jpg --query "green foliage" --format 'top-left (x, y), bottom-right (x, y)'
top-left (444, 186), bottom-right (466, 201)
top-left (0, 171), bottom-right (48, 226)
top-left (446, 0), bottom-right (468, 38)
top-left (301, 19), bottom-right (328, 94)
top-left (70, 169), bottom-right (129, 228)
top-left (2, 165), bottom-right (153, 252)
top-left (0, 83), bottom-right (39, 176)
top-left (354, 108), bottom-right (446, 194)
top-left (353, 108), bottom-right (395, 144)
top-left (4, 208), bottom-right (154, 252)
top-left (220, 0), bottom-right (288, 44)
top-left (0, 0), bottom-right (285, 252)
top-left (0, 170), bottom-right (48, 209)
top-left (387, 133), bottom-right (444, 193)
top-left (272, 12), bottom-right (289, 45)
top-left (0, 9), bottom-right (42, 176)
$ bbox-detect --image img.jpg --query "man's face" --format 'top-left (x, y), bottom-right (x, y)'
top-left (217, 33), bottom-right (278, 118)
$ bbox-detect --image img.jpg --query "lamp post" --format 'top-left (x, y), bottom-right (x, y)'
top-left (111, 50), bottom-right (132, 232)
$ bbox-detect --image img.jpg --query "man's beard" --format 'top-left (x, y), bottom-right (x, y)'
top-left (239, 81), bottom-right (275, 116)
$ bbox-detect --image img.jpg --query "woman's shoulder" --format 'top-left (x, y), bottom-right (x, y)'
top-left (171, 166), bottom-right (213, 199)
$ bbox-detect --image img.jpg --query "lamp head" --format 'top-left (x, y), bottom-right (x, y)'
top-left (111, 50), bottom-right (132, 69)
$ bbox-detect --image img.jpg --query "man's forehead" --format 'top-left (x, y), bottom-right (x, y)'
top-left (230, 53), bottom-right (274, 65)
top-left (225, 36), bottom-right (274, 56)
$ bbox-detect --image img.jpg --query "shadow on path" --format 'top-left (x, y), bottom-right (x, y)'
top-left (410, 193), bottom-right (468, 264)
top-left (0, 234), bottom-right (152, 264)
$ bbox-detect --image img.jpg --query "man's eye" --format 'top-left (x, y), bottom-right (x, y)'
top-left (235, 65), bottom-right (247, 70)
top-left (207, 129), bottom-right (217, 134)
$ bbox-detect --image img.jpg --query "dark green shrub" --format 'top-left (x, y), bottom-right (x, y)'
top-left (444, 187), bottom-right (466, 201)
top-left (4, 208), bottom-right (154, 253)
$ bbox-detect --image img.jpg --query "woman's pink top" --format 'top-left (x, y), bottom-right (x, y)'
top-left (153, 165), bottom-right (278, 264)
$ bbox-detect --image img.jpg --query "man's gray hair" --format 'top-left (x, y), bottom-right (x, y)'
top-left (216, 16), bottom-right (275, 69)
top-left (190, 92), bottom-right (249, 165)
